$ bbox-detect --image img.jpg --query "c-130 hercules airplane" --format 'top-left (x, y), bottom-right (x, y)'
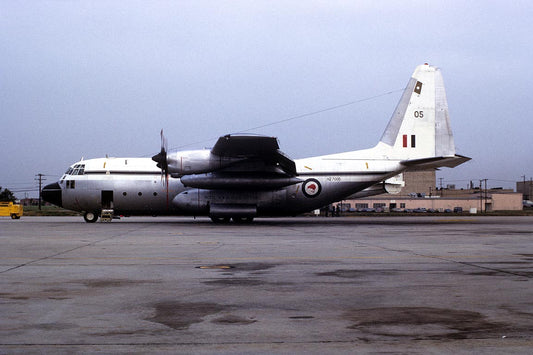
top-left (42, 64), bottom-right (470, 223)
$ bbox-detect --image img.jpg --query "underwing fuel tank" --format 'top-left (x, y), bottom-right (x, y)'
top-left (180, 173), bottom-right (301, 190)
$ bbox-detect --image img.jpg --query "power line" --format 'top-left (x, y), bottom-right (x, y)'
top-left (166, 88), bottom-right (405, 151)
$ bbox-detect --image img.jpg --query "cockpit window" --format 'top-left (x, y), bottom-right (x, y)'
top-left (66, 164), bottom-right (85, 175)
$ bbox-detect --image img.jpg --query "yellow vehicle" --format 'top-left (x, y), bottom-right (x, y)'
top-left (0, 200), bottom-right (23, 219)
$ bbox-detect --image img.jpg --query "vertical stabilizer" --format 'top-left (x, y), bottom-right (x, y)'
top-left (379, 64), bottom-right (456, 159)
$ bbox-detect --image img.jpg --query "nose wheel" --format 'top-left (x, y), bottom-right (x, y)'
top-left (83, 211), bottom-right (99, 223)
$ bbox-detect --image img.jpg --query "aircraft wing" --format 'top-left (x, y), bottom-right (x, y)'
top-left (211, 135), bottom-right (297, 176)
top-left (400, 154), bottom-right (471, 171)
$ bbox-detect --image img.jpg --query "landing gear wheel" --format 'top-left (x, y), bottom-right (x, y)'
top-left (232, 217), bottom-right (254, 223)
top-left (210, 216), bottom-right (230, 223)
top-left (83, 211), bottom-right (98, 223)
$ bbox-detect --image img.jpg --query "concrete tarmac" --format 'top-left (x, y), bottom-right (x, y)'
top-left (1, 216), bottom-right (532, 354)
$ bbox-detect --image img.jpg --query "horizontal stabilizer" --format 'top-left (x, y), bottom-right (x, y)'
top-left (400, 154), bottom-right (471, 170)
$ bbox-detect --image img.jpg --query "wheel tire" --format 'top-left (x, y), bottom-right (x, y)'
top-left (83, 211), bottom-right (98, 223)
top-left (210, 216), bottom-right (230, 223)
top-left (232, 217), bottom-right (254, 223)
top-left (11, 214), bottom-right (18, 220)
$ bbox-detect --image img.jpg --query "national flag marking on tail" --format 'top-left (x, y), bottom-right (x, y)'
top-left (402, 134), bottom-right (416, 148)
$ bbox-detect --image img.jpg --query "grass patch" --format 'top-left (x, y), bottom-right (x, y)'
top-left (23, 205), bottom-right (80, 216)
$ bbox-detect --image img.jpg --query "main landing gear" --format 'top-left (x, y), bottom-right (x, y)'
top-left (210, 216), bottom-right (254, 223)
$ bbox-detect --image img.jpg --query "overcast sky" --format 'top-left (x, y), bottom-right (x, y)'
top-left (1, 1), bottom-right (532, 197)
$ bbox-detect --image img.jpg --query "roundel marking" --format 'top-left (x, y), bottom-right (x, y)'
top-left (302, 179), bottom-right (321, 198)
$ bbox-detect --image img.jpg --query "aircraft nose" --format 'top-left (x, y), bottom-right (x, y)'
top-left (42, 182), bottom-right (62, 207)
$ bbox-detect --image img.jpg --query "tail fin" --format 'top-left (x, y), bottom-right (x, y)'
top-left (379, 64), bottom-right (457, 160)
top-left (312, 64), bottom-right (469, 169)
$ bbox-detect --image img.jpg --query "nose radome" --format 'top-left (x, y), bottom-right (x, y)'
top-left (42, 182), bottom-right (62, 207)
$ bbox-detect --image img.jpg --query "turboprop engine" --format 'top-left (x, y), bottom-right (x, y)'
top-left (152, 133), bottom-right (298, 179)
top-left (151, 134), bottom-right (244, 177)
top-left (165, 149), bottom-right (243, 176)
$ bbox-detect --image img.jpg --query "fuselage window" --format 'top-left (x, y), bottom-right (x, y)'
top-left (138, 192), bottom-right (142, 196)
top-left (153, 192), bottom-right (158, 196)
top-left (123, 192), bottom-right (127, 196)
top-left (66, 180), bottom-right (75, 189)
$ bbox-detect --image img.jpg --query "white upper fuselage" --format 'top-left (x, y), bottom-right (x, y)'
top-left (57, 147), bottom-right (405, 216)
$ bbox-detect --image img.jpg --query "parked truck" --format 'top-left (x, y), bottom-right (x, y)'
top-left (0, 200), bottom-right (23, 219)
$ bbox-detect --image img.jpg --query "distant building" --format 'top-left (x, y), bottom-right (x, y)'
top-left (401, 170), bottom-right (436, 196)
top-left (341, 191), bottom-right (522, 213)
top-left (517, 180), bottom-right (533, 200)
top-left (336, 171), bottom-right (523, 212)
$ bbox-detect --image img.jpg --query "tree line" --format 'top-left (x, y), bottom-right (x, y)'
top-left (0, 187), bottom-right (16, 202)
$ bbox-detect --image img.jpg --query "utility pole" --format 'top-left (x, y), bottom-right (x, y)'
top-left (479, 179), bottom-right (483, 213)
top-left (479, 179), bottom-right (488, 213)
top-left (483, 179), bottom-right (488, 213)
top-left (35, 174), bottom-right (46, 210)
top-left (521, 175), bottom-right (526, 199)
top-left (530, 177), bottom-right (532, 201)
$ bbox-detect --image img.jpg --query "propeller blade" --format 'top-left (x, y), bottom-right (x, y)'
top-left (152, 129), bottom-right (169, 173)
top-left (160, 129), bottom-right (168, 154)
top-left (152, 130), bottom-right (170, 208)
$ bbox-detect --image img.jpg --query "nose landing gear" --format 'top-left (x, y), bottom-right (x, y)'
top-left (83, 211), bottom-right (99, 223)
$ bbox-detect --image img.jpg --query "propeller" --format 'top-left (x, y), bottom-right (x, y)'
top-left (152, 129), bottom-right (169, 176)
top-left (152, 129), bottom-right (170, 208)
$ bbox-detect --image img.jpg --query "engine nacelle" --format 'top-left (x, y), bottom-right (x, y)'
top-left (166, 150), bottom-right (242, 175)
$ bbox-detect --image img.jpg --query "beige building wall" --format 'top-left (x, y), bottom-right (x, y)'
top-left (346, 171), bottom-right (523, 211)
top-left (491, 193), bottom-right (523, 211)
top-left (341, 193), bottom-right (523, 212)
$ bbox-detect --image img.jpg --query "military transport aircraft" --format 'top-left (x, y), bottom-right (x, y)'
top-left (42, 64), bottom-right (470, 223)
